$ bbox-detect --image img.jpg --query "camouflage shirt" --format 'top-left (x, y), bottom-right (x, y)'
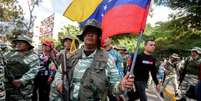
top-left (179, 56), bottom-right (201, 96)
top-left (165, 60), bottom-right (178, 76)
top-left (4, 50), bottom-right (39, 100)
top-left (107, 48), bottom-right (124, 79)
top-left (54, 49), bottom-right (122, 101)
top-left (185, 56), bottom-right (201, 76)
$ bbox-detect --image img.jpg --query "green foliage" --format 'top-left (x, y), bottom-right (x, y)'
top-left (56, 24), bottom-right (81, 50)
top-left (109, 24), bottom-right (157, 52)
top-left (58, 24), bottom-right (80, 40)
top-left (149, 19), bottom-right (201, 57)
top-left (150, 1), bottom-right (201, 57)
top-left (0, 0), bottom-right (23, 21)
top-left (1, 0), bottom-right (38, 43)
top-left (154, 0), bottom-right (201, 29)
top-left (111, 34), bottom-right (137, 52)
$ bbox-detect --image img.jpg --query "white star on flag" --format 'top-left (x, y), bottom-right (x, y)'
top-left (108, 0), bottom-right (112, 2)
top-left (103, 5), bottom-right (107, 10)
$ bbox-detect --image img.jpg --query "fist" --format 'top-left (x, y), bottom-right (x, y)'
top-left (119, 73), bottom-right (134, 92)
top-left (12, 80), bottom-right (22, 88)
top-left (56, 81), bottom-right (63, 93)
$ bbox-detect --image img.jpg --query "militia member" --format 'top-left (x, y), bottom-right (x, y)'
top-left (54, 20), bottom-right (134, 101)
top-left (50, 35), bottom-right (78, 101)
top-left (163, 53), bottom-right (180, 96)
top-left (4, 35), bottom-right (39, 101)
top-left (179, 47), bottom-right (201, 100)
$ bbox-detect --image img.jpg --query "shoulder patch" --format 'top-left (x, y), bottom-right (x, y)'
top-left (95, 49), bottom-right (108, 62)
top-left (24, 53), bottom-right (39, 64)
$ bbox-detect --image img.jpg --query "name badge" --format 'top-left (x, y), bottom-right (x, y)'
top-left (142, 60), bottom-right (153, 64)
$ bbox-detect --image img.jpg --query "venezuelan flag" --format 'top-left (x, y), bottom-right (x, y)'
top-left (64, 0), bottom-right (103, 22)
top-left (79, 0), bottom-right (151, 43)
top-left (63, 0), bottom-right (151, 44)
top-left (102, 0), bottom-right (151, 38)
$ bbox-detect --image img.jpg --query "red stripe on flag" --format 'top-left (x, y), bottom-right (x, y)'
top-left (101, 4), bottom-right (148, 44)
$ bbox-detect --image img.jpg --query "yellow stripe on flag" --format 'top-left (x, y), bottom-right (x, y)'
top-left (70, 39), bottom-right (77, 53)
top-left (63, 0), bottom-right (102, 22)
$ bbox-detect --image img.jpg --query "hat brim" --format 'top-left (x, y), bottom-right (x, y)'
top-left (191, 49), bottom-right (201, 54)
top-left (63, 35), bottom-right (75, 41)
top-left (12, 40), bottom-right (34, 49)
top-left (171, 56), bottom-right (180, 59)
top-left (78, 25), bottom-right (102, 41)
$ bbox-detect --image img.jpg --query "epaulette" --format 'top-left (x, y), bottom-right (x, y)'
top-left (198, 58), bottom-right (201, 63)
top-left (95, 49), bottom-right (108, 62)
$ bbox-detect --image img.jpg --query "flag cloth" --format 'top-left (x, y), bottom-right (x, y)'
top-left (80, 0), bottom-right (151, 44)
top-left (63, 0), bottom-right (103, 22)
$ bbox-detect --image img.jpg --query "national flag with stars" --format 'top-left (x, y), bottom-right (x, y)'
top-left (80, 0), bottom-right (151, 44)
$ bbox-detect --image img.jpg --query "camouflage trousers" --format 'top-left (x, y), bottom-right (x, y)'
top-left (179, 74), bottom-right (198, 97)
top-left (49, 80), bottom-right (63, 101)
top-left (0, 81), bottom-right (5, 101)
top-left (163, 74), bottom-right (179, 94)
top-left (5, 83), bottom-right (33, 101)
top-left (0, 65), bottom-right (5, 101)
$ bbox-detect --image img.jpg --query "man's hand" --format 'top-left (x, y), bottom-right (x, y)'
top-left (119, 73), bottom-right (134, 92)
top-left (156, 84), bottom-right (160, 92)
top-left (12, 80), bottom-right (22, 88)
top-left (56, 81), bottom-right (63, 93)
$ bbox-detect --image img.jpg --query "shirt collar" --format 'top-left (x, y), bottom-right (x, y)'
top-left (82, 49), bottom-right (97, 58)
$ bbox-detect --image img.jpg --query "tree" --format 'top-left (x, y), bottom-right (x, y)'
top-left (154, 0), bottom-right (201, 30)
top-left (148, 0), bottom-right (201, 56)
top-left (0, 0), bottom-right (39, 42)
top-left (22, 0), bottom-right (39, 33)
top-left (0, 0), bottom-right (23, 21)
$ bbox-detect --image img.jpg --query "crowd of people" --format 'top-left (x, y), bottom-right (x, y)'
top-left (0, 19), bottom-right (200, 101)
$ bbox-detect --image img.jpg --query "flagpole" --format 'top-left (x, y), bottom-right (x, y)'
top-left (129, 31), bottom-right (143, 75)
top-left (123, 31), bottom-right (143, 101)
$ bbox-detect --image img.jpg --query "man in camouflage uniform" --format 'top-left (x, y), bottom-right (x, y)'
top-left (0, 43), bottom-right (7, 100)
top-left (53, 20), bottom-right (134, 101)
top-left (179, 47), bottom-right (201, 100)
top-left (4, 35), bottom-right (39, 101)
top-left (160, 53), bottom-right (180, 99)
top-left (56, 35), bottom-right (79, 65)
top-left (50, 35), bottom-right (78, 101)
top-left (103, 38), bottom-right (125, 101)
top-left (163, 53), bottom-right (181, 96)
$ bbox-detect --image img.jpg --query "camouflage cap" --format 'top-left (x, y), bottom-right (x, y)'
top-left (63, 34), bottom-right (76, 41)
top-left (191, 47), bottom-right (201, 54)
top-left (12, 35), bottom-right (34, 49)
top-left (77, 19), bottom-right (102, 41)
top-left (170, 53), bottom-right (180, 59)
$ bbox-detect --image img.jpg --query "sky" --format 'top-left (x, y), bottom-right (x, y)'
top-left (147, 5), bottom-right (172, 26)
top-left (18, 0), bottom-right (172, 45)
